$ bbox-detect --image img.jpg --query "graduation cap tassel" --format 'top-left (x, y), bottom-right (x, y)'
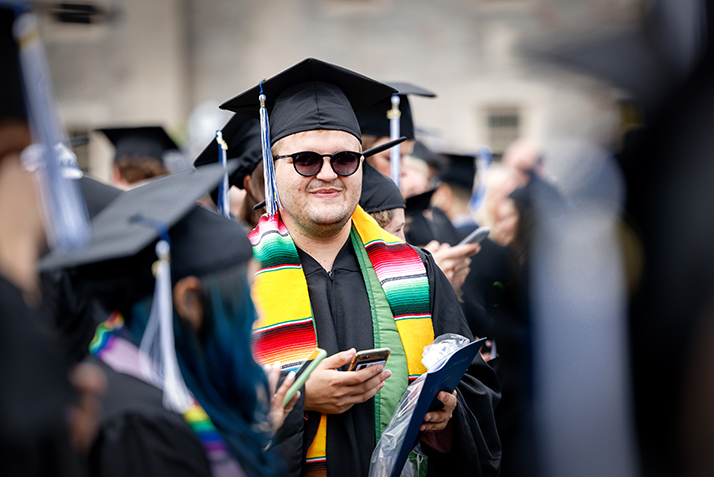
top-left (215, 130), bottom-right (230, 218)
top-left (14, 12), bottom-right (90, 251)
top-left (258, 83), bottom-right (280, 217)
top-left (136, 222), bottom-right (193, 413)
top-left (387, 94), bottom-right (401, 188)
top-left (469, 146), bottom-right (493, 212)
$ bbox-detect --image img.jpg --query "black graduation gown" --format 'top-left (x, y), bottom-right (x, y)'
top-left (0, 275), bottom-right (87, 477)
top-left (460, 237), bottom-right (515, 341)
top-left (271, 238), bottom-right (501, 477)
top-left (88, 357), bottom-right (212, 477)
top-left (39, 269), bottom-right (101, 364)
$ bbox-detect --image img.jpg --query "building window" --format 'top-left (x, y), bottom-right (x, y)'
top-left (486, 107), bottom-right (520, 160)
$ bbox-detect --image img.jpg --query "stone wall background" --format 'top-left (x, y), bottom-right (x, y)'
top-left (38, 0), bottom-right (643, 181)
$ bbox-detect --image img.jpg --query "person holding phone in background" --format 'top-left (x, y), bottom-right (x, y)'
top-left (225, 58), bottom-right (501, 477)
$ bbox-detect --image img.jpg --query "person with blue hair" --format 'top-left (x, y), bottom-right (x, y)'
top-left (41, 167), bottom-right (297, 477)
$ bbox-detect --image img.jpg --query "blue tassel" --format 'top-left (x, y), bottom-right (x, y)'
top-left (259, 82), bottom-right (280, 217)
top-left (215, 130), bottom-right (230, 218)
top-left (387, 94), bottom-right (401, 188)
top-left (14, 13), bottom-right (90, 252)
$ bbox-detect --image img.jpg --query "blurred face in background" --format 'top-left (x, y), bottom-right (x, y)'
top-left (492, 198), bottom-right (518, 247)
top-left (400, 156), bottom-right (430, 199)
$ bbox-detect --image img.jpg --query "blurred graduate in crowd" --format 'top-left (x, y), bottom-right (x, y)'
top-left (96, 126), bottom-right (178, 190)
top-left (193, 114), bottom-right (265, 229)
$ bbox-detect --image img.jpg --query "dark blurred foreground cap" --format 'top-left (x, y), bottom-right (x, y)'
top-left (97, 126), bottom-right (179, 164)
top-left (78, 176), bottom-right (123, 219)
top-left (39, 161), bottom-right (240, 272)
top-left (219, 57), bottom-right (396, 144)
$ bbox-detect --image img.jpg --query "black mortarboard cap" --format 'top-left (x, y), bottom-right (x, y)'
top-left (78, 176), bottom-right (123, 219)
top-left (219, 58), bottom-right (396, 144)
top-left (169, 205), bottom-right (253, 281)
top-left (404, 188), bottom-right (461, 246)
top-left (404, 189), bottom-right (438, 246)
top-left (411, 140), bottom-right (447, 172)
top-left (97, 126), bottom-right (179, 164)
top-left (193, 113), bottom-right (262, 190)
top-left (359, 161), bottom-right (405, 214)
top-left (439, 153), bottom-right (476, 191)
top-left (405, 188), bottom-right (436, 215)
top-left (356, 81), bottom-right (436, 139)
top-left (39, 161), bottom-right (238, 271)
top-left (0, 8), bottom-right (26, 121)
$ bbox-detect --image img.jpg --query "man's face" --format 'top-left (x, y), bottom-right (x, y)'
top-left (273, 129), bottom-right (363, 238)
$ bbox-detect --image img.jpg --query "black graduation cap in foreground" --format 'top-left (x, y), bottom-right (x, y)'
top-left (40, 161), bottom-right (240, 272)
top-left (439, 153), bottom-right (476, 191)
top-left (193, 113), bottom-right (262, 190)
top-left (78, 176), bottom-right (123, 219)
top-left (356, 81), bottom-right (436, 140)
top-left (359, 161), bottom-right (405, 214)
top-left (97, 126), bottom-right (179, 164)
top-left (219, 58), bottom-right (396, 144)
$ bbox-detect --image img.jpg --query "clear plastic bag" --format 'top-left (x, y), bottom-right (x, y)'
top-left (368, 333), bottom-right (471, 477)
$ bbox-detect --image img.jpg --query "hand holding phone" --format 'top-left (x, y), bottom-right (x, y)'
top-left (347, 347), bottom-right (391, 372)
top-left (303, 349), bottom-right (392, 414)
top-left (283, 348), bottom-right (327, 407)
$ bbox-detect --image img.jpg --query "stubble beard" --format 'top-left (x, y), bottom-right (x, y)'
top-left (293, 210), bottom-right (353, 239)
top-left (281, 178), bottom-right (359, 240)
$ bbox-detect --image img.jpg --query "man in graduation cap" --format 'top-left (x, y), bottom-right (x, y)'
top-left (221, 58), bottom-right (501, 477)
top-left (96, 126), bottom-right (177, 189)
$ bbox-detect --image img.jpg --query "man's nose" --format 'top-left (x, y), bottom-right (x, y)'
top-left (314, 156), bottom-right (337, 181)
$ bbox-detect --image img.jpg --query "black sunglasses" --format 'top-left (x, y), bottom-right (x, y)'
top-left (252, 137), bottom-right (408, 210)
top-left (273, 151), bottom-right (363, 177)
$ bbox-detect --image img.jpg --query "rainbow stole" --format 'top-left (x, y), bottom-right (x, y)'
top-left (249, 206), bottom-right (434, 476)
top-left (89, 313), bottom-right (230, 460)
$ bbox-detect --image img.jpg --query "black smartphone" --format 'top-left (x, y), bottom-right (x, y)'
top-left (347, 347), bottom-right (391, 371)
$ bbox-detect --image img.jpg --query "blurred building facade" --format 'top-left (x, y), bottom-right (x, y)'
top-left (39, 0), bottom-right (643, 181)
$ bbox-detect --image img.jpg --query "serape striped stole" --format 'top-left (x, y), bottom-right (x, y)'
top-left (249, 206), bottom-right (434, 476)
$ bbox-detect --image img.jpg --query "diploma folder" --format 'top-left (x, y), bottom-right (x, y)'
top-left (389, 337), bottom-right (487, 477)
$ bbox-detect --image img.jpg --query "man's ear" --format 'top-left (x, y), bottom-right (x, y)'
top-left (173, 276), bottom-right (203, 333)
top-left (243, 174), bottom-right (252, 195)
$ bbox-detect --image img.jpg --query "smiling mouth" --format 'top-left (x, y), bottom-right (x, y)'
top-left (310, 188), bottom-right (342, 198)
